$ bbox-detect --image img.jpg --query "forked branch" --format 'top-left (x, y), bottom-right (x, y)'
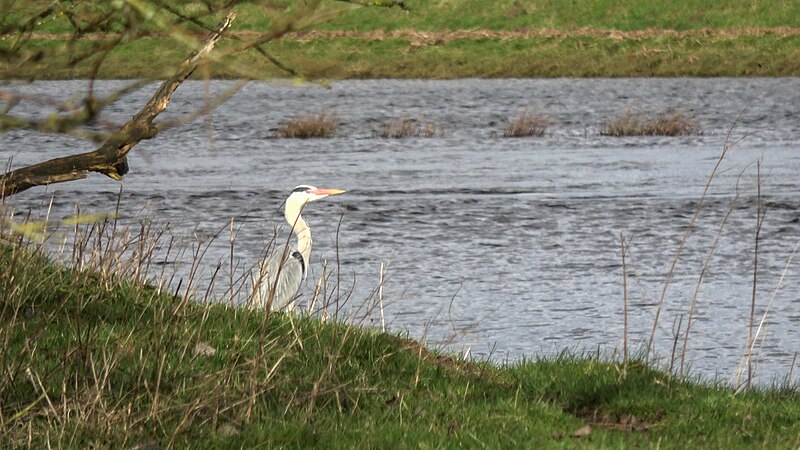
top-left (0, 12), bottom-right (236, 198)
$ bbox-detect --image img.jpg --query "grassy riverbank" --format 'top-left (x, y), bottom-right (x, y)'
top-left (3, 0), bottom-right (800, 79)
top-left (1, 241), bottom-right (799, 448)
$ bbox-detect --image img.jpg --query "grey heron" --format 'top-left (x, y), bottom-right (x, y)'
top-left (251, 185), bottom-right (345, 311)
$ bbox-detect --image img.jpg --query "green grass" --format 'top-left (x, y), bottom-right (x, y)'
top-left (5, 34), bottom-right (798, 79)
top-left (1, 240), bottom-right (799, 448)
top-left (19, 0), bottom-right (800, 33)
top-left (307, 0), bottom-right (800, 31)
top-left (2, 1), bottom-right (800, 78)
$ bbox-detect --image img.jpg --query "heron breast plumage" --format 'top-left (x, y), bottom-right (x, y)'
top-left (252, 244), bottom-right (305, 311)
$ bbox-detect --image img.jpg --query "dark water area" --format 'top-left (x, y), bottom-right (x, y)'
top-left (3, 78), bottom-right (800, 385)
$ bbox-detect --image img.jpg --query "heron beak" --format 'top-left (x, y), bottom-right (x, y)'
top-left (310, 188), bottom-right (345, 196)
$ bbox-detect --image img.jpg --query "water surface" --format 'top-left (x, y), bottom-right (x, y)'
top-left (3, 78), bottom-right (800, 384)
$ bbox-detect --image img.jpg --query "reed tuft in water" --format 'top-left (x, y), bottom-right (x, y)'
top-left (602, 108), bottom-right (702, 136)
top-left (378, 116), bottom-right (439, 138)
top-left (502, 109), bottom-right (552, 137)
top-left (275, 111), bottom-right (340, 138)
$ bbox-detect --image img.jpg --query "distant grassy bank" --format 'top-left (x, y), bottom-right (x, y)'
top-left (1, 239), bottom-right (799, 447)
top-left (2, 0), bottom-right (800, 79)
top-left (11, 32), bottom-right (799, 79)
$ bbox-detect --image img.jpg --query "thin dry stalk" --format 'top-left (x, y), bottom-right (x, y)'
top-left (746, 161), bottom-right (766, 390)
top-left (379, 262), bottom-right (387, 333)
top-left (645, 119), bottom-right (751, 364)
top-left (620, 232), bottom-right (629, 367)
top-left (787, 352), bottom-right (798, 387)
top-left (229, 217), bottom-right (235, 306)
top-left (735, 238), bottom-right (800, 391)
top-left (308, 260), bottom-right (331, 320)
top-left (621, 238), bottom-right (654, 309)
top-left (275, 111), bottom-right (339, 138)
top-left (42, 193), bottom-right (55, 244)
top-left (668, 315), bottom-right (683, 381)
top-left (334, 214), bottom-right (345, 320)
top-left (679, 171), bottom-right (743, 376)
top-left (71, 204), bottom-right (82, 270)
top-left (347, 262), bottom-right (396, 330)
top-left (182, 226), bottom-right (225, 300)
top-left (503, 109), bottom-right (551, 137)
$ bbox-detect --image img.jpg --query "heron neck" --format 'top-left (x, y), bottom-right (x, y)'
top-left (285, 201), bottom-right (311, 275)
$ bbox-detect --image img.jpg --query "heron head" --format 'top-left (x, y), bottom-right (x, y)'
top-left (288, 185), bottom-right (346, 206)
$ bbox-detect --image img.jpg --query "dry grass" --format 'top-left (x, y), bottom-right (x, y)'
top-left (275, 111), bottom-right (340, 138)
top-left (2, 186), bottom-right (800, 447)
top-left (502, 109), bottom-right (552, 137)
top-left (602, 109), bottom-right (702, 136)
top-left (0, 205), bottom-right (397, 447)
top-left (378, 116), bottom-right (439, 138)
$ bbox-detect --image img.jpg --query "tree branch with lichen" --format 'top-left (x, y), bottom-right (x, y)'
top-left (0, 12), bottom-right (236, 198)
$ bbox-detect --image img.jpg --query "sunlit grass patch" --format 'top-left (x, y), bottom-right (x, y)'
top-left (378, 116), bottom-right (439, 138)
top-left (275, 110), bottom-right (340, 138)
top-left (602, 109), bottom-right (702, 136)
top-left (502, 108), bottom-right (552, 137)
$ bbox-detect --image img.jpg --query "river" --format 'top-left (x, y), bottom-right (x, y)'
top-left (2, 78), bottom-right (799, 384)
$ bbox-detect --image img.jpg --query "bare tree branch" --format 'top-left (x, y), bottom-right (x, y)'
top-left (157, 79), bottom-right (250, 132)
top-left (0, 12), bottom-right (236, 198)
top-left (149, 0), bottom-right (221, 33)
top-left (0, 80), bottom-right (150, 142)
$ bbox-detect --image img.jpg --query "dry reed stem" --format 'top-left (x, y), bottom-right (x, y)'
top-left (735, 236), bottom-right (800, 391)
top-left (620, 232), bottom-right (629, 368)
top-left (787, 352), bottom-right (798, 387)
top-left (379, 262), bottom-right (387, 333)
top-left (668, 315), bottom-right (684, 381)
top-left (746, 161), bottom-right (766, 390)
top-left (679, 172), bottom-right (742, 377)
top-left (645, 116), bottom-right (752, 363)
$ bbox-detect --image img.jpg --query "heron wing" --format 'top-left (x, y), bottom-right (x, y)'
top-left (251, 244), bottom-right (304, 311)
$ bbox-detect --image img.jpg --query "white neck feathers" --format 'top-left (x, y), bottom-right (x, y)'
top-left (284, 196), bottom-right (311, 277)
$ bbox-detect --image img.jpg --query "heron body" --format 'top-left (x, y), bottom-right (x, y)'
top-left (251, 185), bottom-right (345, 311)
